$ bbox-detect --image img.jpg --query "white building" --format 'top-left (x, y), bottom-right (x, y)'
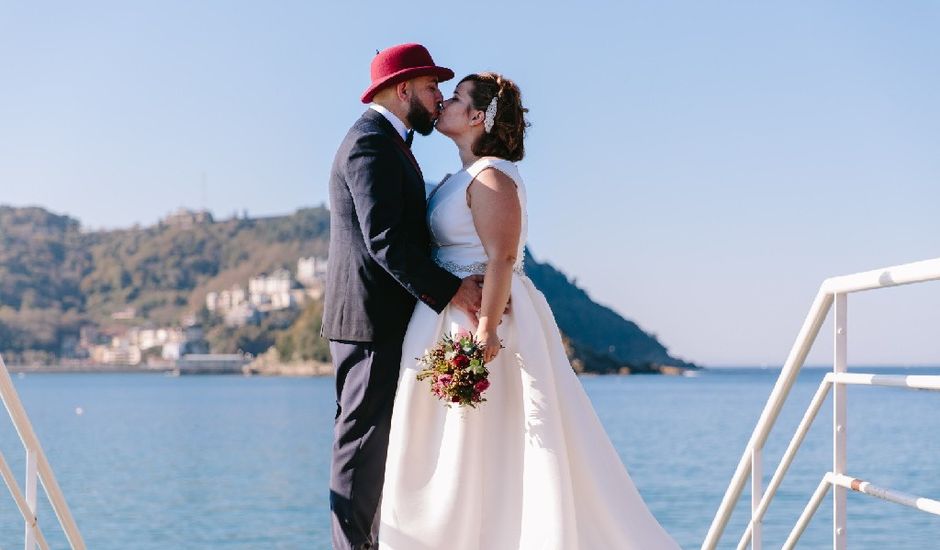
top-left (162, 341), bottom-right (183, 361)
top-left (90, 334), bottom-right (143, 365)
top-left (206, 285), bottom-right (247, 313)
top-left (248, 269), bottom-right (293, 311)
top-left (208, 266), bottom-right (309, 322)
top-left (138, 327), bottom-right (183, 350)
top-left (162, 208), bottom-right (214, 229)
top-left (224, 304), bottom-right (261, 327)
top-left (297, 256), bottom-right (328, 286)
top-left (249, 269), bottom-right (292, 295)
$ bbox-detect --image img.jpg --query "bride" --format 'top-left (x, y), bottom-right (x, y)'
top-left (379, 72), bottom-right (680, 550)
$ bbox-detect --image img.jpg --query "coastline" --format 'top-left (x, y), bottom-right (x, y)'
top-left (6, 362), bottom-right (697, 377)
top-left (11, 364), bottom-right (939, 377)
top-left (6, 364), bottom-right (173, 374)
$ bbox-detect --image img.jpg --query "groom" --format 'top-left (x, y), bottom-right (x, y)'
top-left (322, 43), bottom-right (484, 550)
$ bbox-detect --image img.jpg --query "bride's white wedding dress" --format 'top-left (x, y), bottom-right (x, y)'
top-left (379, 157), bottom-right (680, 549)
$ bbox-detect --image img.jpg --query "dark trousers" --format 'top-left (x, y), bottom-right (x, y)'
top-left (329, 339), bottom-right (402, 550)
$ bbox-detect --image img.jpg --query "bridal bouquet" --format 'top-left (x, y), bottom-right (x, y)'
top-left (416, 330), bottom-right (492, 408)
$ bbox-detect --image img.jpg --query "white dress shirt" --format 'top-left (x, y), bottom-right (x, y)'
top-left (370, 104), bottom-right (409, 141)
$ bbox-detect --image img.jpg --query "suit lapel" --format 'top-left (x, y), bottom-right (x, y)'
top-left (363, 109), bottom-right (424, 185)
top-left (390, 132), bottom-right (424, 182)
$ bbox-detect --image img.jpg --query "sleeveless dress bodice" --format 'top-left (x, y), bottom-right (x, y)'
top-left (426, 157), bottom-right (527, 276)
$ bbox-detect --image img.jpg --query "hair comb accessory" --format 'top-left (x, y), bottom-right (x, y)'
top-left (483, 96), bottom-right (498, 133)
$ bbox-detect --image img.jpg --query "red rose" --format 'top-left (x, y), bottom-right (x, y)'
top-left (474, 379), bottom-right (490, 393)
top-left (452, 354), bottom-right (470, 369)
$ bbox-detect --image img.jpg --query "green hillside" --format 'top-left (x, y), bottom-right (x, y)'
top-left (0, 205), bottom-right (693, 372)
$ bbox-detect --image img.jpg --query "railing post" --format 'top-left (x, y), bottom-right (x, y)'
top-left (25, 449), bottom-right (37, 550)
top-left (751, 447), bottom-right (762, 549)
top-left (0, 354), bottom-right (86, 549)
top-left (703, 258), bottom-right (940, 550)
top-left (833, 293), bottom-right (847, 550)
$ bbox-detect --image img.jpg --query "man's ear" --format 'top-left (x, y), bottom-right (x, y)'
top-left (395, 81), bottom-right (410, 102)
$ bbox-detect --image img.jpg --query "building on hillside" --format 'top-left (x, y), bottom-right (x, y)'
top-left (162, 341), bottom-right (183, 361)
top-left (162, 208), bottom-right (214, 229)
top-left (137, 327), bottom-right (184, 350)
top-left (249, 269), bottom-right (292, 295)
top-left (249, 269), bottom-right (294, 311)
top-left (297, 256), bottom-right (328, 286)
top-left (161, 338), bottom-right (210, 360)
top-left (89, 332), bottom-right (142, 365)
top-left (207, 264), bottom-right (318, 325)
top-left (79, 322), bottom-right (209, 365)
top-left (224, 303), bottom-right (261, 327)
top-left (206, 285), bottom-right (247, 313)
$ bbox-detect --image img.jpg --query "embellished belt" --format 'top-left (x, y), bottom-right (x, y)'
top-left (434, 258), bottom-right (525, 276)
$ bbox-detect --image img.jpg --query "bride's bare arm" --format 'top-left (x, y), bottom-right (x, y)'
top-left (468, 167), bottom-right (522, 361)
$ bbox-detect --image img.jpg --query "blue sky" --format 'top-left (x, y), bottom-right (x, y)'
top-left (2, 1), bottom-right (938, 365)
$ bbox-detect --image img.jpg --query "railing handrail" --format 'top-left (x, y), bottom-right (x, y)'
top-left (702, 257), bottom-right (940, 550)
top-left (822, 257), bottom-right (940, 294)
top-left (0, 354), bottom-right (86, 549)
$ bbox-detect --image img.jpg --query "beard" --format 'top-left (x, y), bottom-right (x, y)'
top-left (406, 95), bottom-right (437, 136)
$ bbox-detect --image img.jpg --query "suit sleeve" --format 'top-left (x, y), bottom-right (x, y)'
top-left (346, 132), bottom-right (462, 313)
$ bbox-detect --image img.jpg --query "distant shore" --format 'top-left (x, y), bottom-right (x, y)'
top-left (7, 364), bottom-right (173, 374)
top-left (6, 361), bottom-right (697, 376)
top-left (12, 364), bottom-right (938, 377)
top-left (5, 347), bottom-right (699, 377)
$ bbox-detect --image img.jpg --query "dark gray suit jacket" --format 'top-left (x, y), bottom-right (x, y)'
top-left (322, 109), bottom-right (462, 343)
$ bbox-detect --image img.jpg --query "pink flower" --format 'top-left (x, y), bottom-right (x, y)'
top-left (438, 374), bottom-right (453, 387)
top-left (473, 379), bottom-right (490, 393)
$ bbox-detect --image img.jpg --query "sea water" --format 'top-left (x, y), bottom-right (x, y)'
top-left (0, 367), bottom-right (937, 549)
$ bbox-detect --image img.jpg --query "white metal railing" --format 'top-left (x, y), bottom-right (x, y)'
top-left (0, 354), bottom-right (86, 549)
top-left (702, 258), bottom-right (940, 549)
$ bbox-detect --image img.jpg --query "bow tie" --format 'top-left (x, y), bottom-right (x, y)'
top-left (405, 130), bottom-right (414, 148)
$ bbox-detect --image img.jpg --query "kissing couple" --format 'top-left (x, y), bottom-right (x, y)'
top-left (323, 43), bottom-right (680, 550)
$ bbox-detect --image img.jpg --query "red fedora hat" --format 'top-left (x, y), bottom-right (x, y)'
top-left (360, 43), bottom-right (454, 104)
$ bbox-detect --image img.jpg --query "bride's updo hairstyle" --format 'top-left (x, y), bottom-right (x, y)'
top-left (460, 72), bottom-right (529, 162)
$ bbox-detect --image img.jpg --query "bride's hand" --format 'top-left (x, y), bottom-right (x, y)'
top-left (476, 327), bottom-right (502, 363)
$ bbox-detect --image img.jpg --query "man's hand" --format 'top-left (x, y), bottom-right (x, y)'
top-left (450, 275), bottom-right (484, 326)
